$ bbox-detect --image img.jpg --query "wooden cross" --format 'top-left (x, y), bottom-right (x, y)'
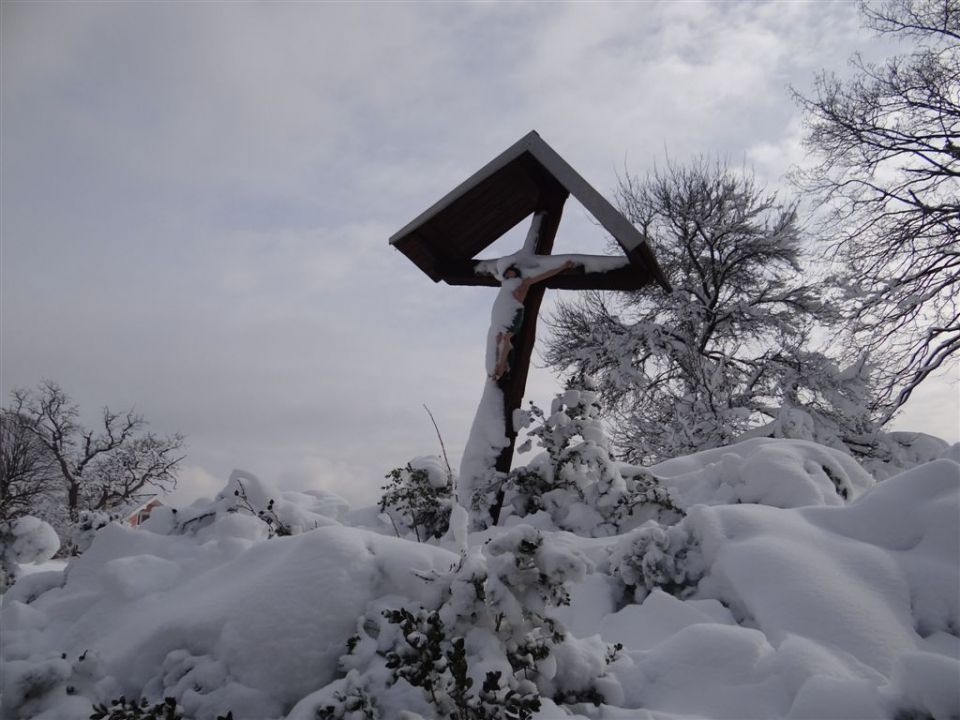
top-left (389, 131), bottom-right (670, 525)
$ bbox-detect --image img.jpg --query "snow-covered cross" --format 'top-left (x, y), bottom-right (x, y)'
top-left (390, 131), bottom-right (670, 530)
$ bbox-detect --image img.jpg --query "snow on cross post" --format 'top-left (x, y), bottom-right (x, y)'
top-left (389, 131), bottom-right (670, 533)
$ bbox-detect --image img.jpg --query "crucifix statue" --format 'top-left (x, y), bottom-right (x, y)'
top-left (489, 255), bottom-right (576, 383)
top-left (389, 131), bottom-right (670, 531)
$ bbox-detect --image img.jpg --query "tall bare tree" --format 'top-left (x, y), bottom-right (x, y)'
top-left (794, 0), bottom-right (960, 416)
top-left (0, 410), bottom-right (57, 522)
top-left (9, 381), bottom-right (184, 520)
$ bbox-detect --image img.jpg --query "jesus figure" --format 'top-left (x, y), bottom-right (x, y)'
top-left (486, 259), bottom-right (578, 381)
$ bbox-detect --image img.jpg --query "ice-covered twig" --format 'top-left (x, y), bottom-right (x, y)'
top-left (423, 404), bottom-right (453, 484)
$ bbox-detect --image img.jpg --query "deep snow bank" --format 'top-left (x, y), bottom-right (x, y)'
top-left (2, 499), bottom-right (457, 720)
top-left (2, 446), bottom-right (958, 720)
top-left (574, 458), bottom-right (960, 719)
top-left (649, 437), bottom-right (877, 508)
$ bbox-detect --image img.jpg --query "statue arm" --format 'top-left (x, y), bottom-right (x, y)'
top-left (523, 259), bottom-right (577, 289)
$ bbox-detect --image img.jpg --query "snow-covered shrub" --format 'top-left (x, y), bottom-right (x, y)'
top-left (483, 525), bottom-right (587, 625)
top-left (314, 671), bottom-right (380, 719)
top-left (857, 431), bottom-right (953, 480)
top-left (89, 695), bottom-right (235, 720)
top-left (228, 477), bottom-right (291, 537)
top-left (135, 649), bottom-right (265, 720)
top-left (380, 456), bottom-right (453, 542)
top-left (303, 525), bottom-right (620, 719)
top-left (90, 696), bottom-right (185, 720)
top-left (501, 388), bottom-right (679, 536)
top-left (61, 509), bottom-right (123, 556)
top-left (151, 470), bottom-right (340, 540)
top-left (330, 594), bottom-right (544, 719)
top-left (651, 437), bottom-right (876, 510)
top-left (3, 506), bottom-right (115, 563)
top-left (1, 654), bottom-right (74, 718)
top-left (0, 647), bottom-right (119, 719)
top-left (379, 605), bottom-right (541, 720)
top-left (0, 515), bottom-right (60, 589)
top-left (608, 522), bottom-right (705, 604)
top-left (745, 359), bottom-right (952, 480)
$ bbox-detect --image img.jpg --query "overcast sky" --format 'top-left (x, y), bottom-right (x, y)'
top-left (3, 1), bottom-right (957, 508)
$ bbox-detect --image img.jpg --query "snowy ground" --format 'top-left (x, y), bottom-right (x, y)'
top-left (2, 438), bottom-right (958, 720)
top-left (13, 561), bottom-right (68, 578)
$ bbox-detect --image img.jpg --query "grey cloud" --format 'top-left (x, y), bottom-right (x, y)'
top-left (3, 2), bottom-right (955, 512)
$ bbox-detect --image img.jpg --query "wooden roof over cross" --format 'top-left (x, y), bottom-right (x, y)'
top-left (389, 130), bottom-right (671, 292)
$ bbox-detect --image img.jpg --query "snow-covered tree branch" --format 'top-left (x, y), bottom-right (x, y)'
top-left (793, 0), bottom-right (960, 416)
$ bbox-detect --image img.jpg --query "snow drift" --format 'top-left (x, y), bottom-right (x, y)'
top-left (2, 441), bottom-right (958, 720)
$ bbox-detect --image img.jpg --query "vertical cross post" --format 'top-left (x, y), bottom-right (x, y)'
top-left (489, 188), bottom-right (568, 522)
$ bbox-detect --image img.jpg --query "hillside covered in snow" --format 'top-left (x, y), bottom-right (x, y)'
top-left (2, 411), bottom-right (959, 720)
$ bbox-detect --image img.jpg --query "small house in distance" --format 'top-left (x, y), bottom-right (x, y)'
top-left (126, 497), bottom-right (164, 527)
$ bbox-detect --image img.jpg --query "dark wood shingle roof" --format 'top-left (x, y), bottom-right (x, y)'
top-left (389, 131), bottom-right (670, 291)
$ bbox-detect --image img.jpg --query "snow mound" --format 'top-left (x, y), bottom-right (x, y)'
top-left (864, 431), bottom-right (953, 479)
top-left (409, 454), bottom-right (453, 489)
top-left (2, 494), bottom-right (456, 719)
top-left (2, 447), bottom-right (957, 720)
top-left (580, 458), bottom-right (958, 719)
top-left (650, 437), bottom-right (875, 508)
top-left (1, 516), bottom-right (61, 591)
top-left (3, 516), bottom-right (60, 566)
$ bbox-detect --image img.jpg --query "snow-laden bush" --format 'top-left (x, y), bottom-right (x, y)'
top-left (608, 522), bottom-right (705, 605)
top-left (0, 515), bottom-right (60, 589)
top-left (747, 399), bottom-right (953, 481)
top-left (379, 456), bottom-right (453, 542)
top-left (496, 388), bottom-right (679, 536)
top-left (143, 469), bottom-right (340, 540)
top-left (90, 696), bottom-right (185, 720)
top-left (651, 437), bottom-right (876, 510)
top-left (313, 671), bottom-right (379, 719)
top-left (294, 524), bottom-right (622, 719)
top-left (60, 509), bottom-right (123, 556)
top-left (387, 390), bottom-right (680, 540)
top-left (0, 647), bottom-right (120, 720)
top-left (88, 694), bottom-right (235, 720)
top-left (1, 653), bottom-right (75, 717)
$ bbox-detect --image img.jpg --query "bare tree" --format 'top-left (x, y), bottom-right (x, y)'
top-left (794, 0), bottom-right (960, 416)
top-left (0, 410), bottom-right (57, 522)
top-left (9, 381), bottom-right (184, 520)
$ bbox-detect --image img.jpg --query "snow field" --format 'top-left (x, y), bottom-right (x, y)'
top-left (2, 441), bottom-right (958, 719)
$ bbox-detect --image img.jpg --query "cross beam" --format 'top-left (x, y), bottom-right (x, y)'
top-left (438, 259), bottom-right (654, 290)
